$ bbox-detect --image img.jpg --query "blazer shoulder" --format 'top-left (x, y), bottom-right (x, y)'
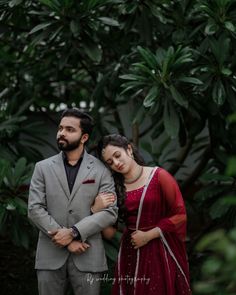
top-left (87, 153), bottom-right (104, 166)
top-left (86, 153), bottom-right (108, 170)
top-left (35, 153), bottom-right (61, 167)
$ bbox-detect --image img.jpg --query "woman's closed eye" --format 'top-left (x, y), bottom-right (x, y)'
top-left (106, 160), bottom-right (113, 166)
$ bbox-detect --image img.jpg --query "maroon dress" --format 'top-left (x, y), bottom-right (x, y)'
top-left (112, 168), bottom-right (191, 295)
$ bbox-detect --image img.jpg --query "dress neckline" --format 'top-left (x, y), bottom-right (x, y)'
top-left (126, 185), bottom-right (145, 193)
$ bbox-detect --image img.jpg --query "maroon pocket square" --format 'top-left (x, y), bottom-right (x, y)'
top-left (82, 179), bottom-right (95, 184)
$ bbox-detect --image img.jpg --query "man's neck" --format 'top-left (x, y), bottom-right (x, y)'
top-left (65, 147), bottom-right (84, 165)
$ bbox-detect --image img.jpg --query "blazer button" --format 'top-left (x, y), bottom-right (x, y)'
top-left (69, 209), bottom-right (73, 214)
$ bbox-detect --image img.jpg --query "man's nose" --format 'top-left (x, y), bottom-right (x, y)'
top-left (58, 129), bottom-right (65, 137)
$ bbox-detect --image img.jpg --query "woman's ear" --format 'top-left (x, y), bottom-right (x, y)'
top-left (127, 144), bottom-right (133, 157)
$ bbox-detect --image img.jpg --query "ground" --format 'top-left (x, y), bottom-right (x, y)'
top-left (0, 238), bottom-right (38, 295)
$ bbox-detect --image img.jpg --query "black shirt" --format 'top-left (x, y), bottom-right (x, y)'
top-left (62, 152), bottom-right (83, 193)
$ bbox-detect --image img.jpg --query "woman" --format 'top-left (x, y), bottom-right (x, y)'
top-left (93, 134), bottom-right (191, 295)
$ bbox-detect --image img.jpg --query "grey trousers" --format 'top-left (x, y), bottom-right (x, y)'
top-left (37, 255), bottom-right (101, 295)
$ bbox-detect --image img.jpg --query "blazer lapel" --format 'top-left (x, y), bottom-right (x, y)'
top-left (70, 150), bottom-right (94, 201)
top-left (50, 152), bottom-right (70, 199)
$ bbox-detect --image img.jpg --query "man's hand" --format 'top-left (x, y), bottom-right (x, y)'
top-left (67, 240), bottom-right (90, 255)
top-left (48, 228), bottom-right (73, 247)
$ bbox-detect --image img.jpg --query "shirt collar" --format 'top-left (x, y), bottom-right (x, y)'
top-left (62, 151), bottom-right (84, 166)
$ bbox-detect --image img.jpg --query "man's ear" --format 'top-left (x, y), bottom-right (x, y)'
top-left (81, 133), bottom-right (89, 144)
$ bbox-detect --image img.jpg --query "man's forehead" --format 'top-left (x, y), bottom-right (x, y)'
top-left (60, 116), bottom-right (81, 127)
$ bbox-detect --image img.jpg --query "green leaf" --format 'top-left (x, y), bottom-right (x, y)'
top-left (221, 68), bottom-right (232, 76)
top-left (29, 22), bottom-right (53, 35)
top-left (9, 0), bottom-right (22, 7)
top-left (178, 76), bottom-right (203, 85)
top-left (221, 196), bottom-right (236, 205)
top-left (120, 80), bottom-right (146, 94)
top-left (84, 41), bottom-right (102, 63)
top-left (162, 46), bottom-right (174, 77)
top-left (209, 199), bottom-right (230, 219)
top-left (98, 17), bottom-right (119, 27)
top-left (163, 99), bottom-right (180, 138)
top-left (209, 36), bottom-right (230, 67)
top-left (39, 0), bottom-right (60, 11)
top-left (143, 86), bottom-right (159, 108)
top-left (131, 63), bottom-right (157, 79)
top-left (155, 48), bottom-right (166, 68)
top-left (14, 157), bottom-right (27, 183)
top-left (200, 173), bottom-right (233, 182)
top-left (226, 157), bottom-right (236, 176)
top-left (194, 186), bottom-right (227, 202)
top-left (225, 21), bottom-right (235, 32)
top-left (137, 46), bottom-right (157, 69)
top-left (212, 79), bottom-right (226, 105)
top-left (202, 258), bottom-right (222, 274)
top-left (169, 85), bottom-right (188, 108)
top-left (205, 22), bottom-right (219, 35)
top-left (119, 74), bottom-right (148, 82)
top-left (132, 106), bottom-right (145, 124)
top-left (13, 197), bottom-right (28, 215)
top-left (196, 229), bottom-right (225, 251)
top-left (70, 20), bottom-right (80, 37)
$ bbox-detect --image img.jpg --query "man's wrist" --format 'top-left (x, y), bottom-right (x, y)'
top-left (70, 226), bottom-right (81, 240)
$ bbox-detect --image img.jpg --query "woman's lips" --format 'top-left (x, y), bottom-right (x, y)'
top-left (118, 165), bottom-right (124, 171)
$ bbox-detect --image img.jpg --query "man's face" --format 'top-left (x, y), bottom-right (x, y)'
top-left (56, 116), bottom-right (88, 151)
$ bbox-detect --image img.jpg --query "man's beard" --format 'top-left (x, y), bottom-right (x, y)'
top-left (57, 136), bottom-right (82, 151)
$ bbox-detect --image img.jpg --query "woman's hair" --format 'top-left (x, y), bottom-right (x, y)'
top-left (97, 134), bottom-right (145, 222)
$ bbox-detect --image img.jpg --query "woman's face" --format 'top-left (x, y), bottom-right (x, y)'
top-left (102, 144), bottom-right (133, 174)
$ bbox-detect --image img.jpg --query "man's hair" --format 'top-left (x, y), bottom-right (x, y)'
top-left (61, 108), bottom-right (94, 136)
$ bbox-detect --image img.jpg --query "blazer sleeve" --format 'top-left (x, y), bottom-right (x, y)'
top-left (74, 166), bottom-right (118, 242)
top-left (28, 162), bottom-right (61, 235)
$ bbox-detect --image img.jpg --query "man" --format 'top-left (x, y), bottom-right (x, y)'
top-left (28, 108), bottom-right (117, 295)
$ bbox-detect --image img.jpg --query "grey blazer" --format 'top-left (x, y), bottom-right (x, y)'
top-left (28, 150), bottom-right (117, 272)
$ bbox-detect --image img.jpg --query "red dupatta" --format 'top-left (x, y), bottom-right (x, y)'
top-left (117, 167), bottom-right (191, 295)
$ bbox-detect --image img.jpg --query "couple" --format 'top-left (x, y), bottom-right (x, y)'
top-left (28, 108), bottom-right (191, 295)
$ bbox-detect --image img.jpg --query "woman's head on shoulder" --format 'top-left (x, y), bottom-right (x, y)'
top-left (97, 134), bottom-right (144, 173)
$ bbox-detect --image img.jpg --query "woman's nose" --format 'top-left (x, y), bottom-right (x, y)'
top-left (113, 158), bottom-right (120, 167)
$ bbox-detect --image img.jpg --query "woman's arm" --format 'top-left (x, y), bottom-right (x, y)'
top-left (131, 168), bottom-right (187, 248)
top-left (91, 192), bottom-right (116, 213)
top-left (91, 192), bottom-right (117, 240)
top-left (156, 169), bottom-right (187, 241)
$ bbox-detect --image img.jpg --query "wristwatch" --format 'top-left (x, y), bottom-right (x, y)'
top-left (70, 226), bottom-right (81, 240)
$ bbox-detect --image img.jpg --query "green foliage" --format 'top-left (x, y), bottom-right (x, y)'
top-left (102, 231), bottom-right (122, 294)
top-left (0, 157), bottom-right (35, 248)
top-left (0, 99), bottom-right (57, 162)
top-left (194, 228), bottom-right (236, 294)
top-left (0, 0), bottom-right (236, 293)
top-left (193, 152), bottom-right (236, 294)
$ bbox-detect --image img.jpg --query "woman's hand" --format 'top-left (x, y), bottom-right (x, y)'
top-left (91, 192), bottom-right (116, 213)
top-left (102, 226), bottom-right (117, 240)
top-left (131, 230), bottom-right (149, 249)
top-left (131, 228), bottom-right (160, 249)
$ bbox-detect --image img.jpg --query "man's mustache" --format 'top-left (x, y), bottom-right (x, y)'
top-left (57, 137), bottom-right (68, 142)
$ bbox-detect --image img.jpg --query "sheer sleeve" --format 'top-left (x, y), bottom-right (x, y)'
top-left (156, 169), bottom-right (187, 241)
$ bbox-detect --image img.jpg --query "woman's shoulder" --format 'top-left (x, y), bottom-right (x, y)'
top-left (144, 166), bottom-right (162, 176)
top-left (145, 166), bottom-right (176, 183)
